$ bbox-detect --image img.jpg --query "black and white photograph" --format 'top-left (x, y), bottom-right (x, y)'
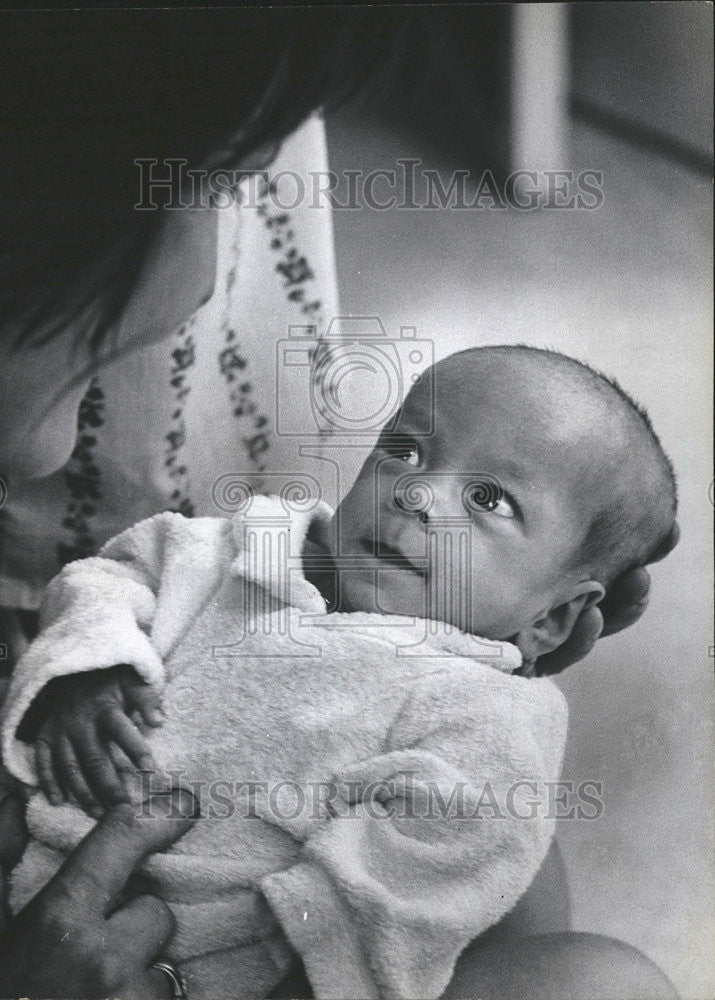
top-left (0, 3), bottom-right (712, 998)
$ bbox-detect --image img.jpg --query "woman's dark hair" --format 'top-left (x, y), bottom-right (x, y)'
top-left (1, 6), bottom-right (407, 353)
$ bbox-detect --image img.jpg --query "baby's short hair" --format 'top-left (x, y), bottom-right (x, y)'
top-left (570, 363), bottom-right (677, 588)
top-left (482, 345), bottom-right (678, 591)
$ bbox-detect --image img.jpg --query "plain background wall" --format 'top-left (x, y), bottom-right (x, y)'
top-left (571, 0), bottom-right (713, 158)
top-left (324, 4), bottom-right (712, 995)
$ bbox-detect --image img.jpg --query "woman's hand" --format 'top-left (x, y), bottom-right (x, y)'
top-left (536, 524), bottom-right (680, 676)
top-left (0, 788), bottom-right (196, 999)
top-left (0, 791), bottom-right (27, 939)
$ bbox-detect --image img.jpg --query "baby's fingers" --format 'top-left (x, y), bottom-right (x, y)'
top-left (102, 707), bottom-right (155, 771)
top-left (54, 734), bottom-right (103, 819)
top-left (75, 727), bottom-right (131, 808)
top-left (123, 673), bottom-right (164, 728)
top-left (35, 725), bottom-right (63, 806)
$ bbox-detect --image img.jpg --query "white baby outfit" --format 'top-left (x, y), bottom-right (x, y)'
top-left (2, 496), bottom-right (568, 999)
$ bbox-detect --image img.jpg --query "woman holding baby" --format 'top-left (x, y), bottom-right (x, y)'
top-left (0, 8), bottom-right (677, 999)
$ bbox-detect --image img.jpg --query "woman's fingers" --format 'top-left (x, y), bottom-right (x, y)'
top-left (45, 790), bottom-right (197, 917)
top-left (600, 565), bottom-right (650, 636)
top-left (102, 707), bottom-right (155, 771)
top-left (107, 894), bottom-right (176, 964)
top-left (122, 967), bottom-right (184, 1000)
top-left (36, 725), bottom-right (63, 806)
top-left (0, 792), bottom-right (27, 875)
top-left (54, 734), bottom-right (103, 819)
top-left (0, 793), bottom-right (27, 937)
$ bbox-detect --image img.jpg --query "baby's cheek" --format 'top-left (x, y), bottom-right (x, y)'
top-left (458, 576), bottom-right (533, 640)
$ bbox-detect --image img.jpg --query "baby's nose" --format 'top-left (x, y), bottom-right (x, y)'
top-left (393, 489), bottom-right (428, 523)
top-left (391, 473), bottom-right (468, 526)
top-left (391, 475), bottom-right (436, 523)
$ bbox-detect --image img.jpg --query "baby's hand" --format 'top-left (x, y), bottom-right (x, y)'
top-left (34, 665), bottom-right (164, 816)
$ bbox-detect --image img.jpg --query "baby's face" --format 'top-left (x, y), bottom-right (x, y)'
top-left (330, 357), bottom-right (606, 639)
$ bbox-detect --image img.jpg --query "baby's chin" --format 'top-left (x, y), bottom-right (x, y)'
top-left (336, 572), bottom-right (520, 644)
top-left (335, 568), bottom-right (430, 618)
top-left (336, 569), bottom-right (480, 630)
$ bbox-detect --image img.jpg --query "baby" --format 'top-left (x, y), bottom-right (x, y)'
top-left (1, 346), bottom-right (677, 999)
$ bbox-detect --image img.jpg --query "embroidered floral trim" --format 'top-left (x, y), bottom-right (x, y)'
top-left (164, 317), bottom-right (196, 517)
top-left (217, 207), bottom-right (272, 473)
top-left (57, 378), bottom-right (105, 567)
top-left (217, 167), bottom-right (334, 474)
top-left (256, 176), bottom-right (332, 433)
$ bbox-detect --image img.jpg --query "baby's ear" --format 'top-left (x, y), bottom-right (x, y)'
top-left (514, 581), bottom-right (605, 665)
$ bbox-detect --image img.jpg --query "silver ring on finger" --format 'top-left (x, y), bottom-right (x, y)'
top-left (151, 960), bottom-right (188, 999)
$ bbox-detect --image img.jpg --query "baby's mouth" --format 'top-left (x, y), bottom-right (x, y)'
top-left (358, 535), bottom-right (424, 575)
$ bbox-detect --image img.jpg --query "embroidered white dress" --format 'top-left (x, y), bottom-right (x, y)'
top-left (0, 114), bottom-right (350, 610)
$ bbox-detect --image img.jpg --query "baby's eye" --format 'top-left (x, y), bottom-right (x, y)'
top-left (379, 435), bottom-right (421, 466)
top-left (475, 495), bottom-right (515, 518)
top-left (464, 478), bottom-right (516, 519)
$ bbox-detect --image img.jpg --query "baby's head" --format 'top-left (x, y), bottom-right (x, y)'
top-left (331, 345), bottom-right (677, 663)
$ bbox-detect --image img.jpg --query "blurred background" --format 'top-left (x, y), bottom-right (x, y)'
top-left (323, 3), bottom-right (713, 997)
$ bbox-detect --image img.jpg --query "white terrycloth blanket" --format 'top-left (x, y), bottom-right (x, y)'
top-left (1, 497), bottom-right (568, 1000)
